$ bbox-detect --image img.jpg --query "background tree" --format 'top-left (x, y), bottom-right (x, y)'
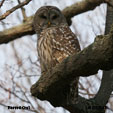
top-left (0, 0), bottom-right (113, 113)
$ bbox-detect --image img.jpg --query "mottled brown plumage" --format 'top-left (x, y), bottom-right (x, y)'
top-left (33, 6), bottom-right (80, 103)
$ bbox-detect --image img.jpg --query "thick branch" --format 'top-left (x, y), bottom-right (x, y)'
top-left (101, 2), bottom-right (113, 112)
top-left (105, 4), bottom-right (113, 34)
top-left (63, 0), bottom-right (105, 25)
top-left (0, 0), bottom-right (105, 44)
top-left (0, 16), bottom-right (35, 44)
top-left (30, 25), bottom-right (113, 107)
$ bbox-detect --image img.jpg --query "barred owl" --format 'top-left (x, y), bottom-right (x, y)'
top-left (33, 6), bottom-right (80, 103)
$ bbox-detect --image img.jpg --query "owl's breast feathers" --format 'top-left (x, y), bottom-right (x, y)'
top-left (38, 25), bottom-right (80, 72)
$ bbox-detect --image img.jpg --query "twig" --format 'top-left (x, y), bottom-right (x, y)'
top-left (0, 103), bottom-right (8, 108)
top-left (12, 80), bottom-right (39, 113)
top-left (0, 0), bottom-right (32, 20)
top-left (17, 0), bottom-right (27, 22)
top-left (106, 106), bottom-right (113, 112)
top-left (0, 0), bottom-right (5, 8)
top-left (20, 88), bottom-right (39, 113)
top-left (0, 84), bottom-right (30, 103)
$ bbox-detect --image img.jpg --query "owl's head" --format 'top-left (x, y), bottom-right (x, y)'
top-left (33, 6), bottom-right (68, 34)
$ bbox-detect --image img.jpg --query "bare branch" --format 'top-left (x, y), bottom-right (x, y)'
top-left (0, 16), bottom-right (34, 44)
top-left (63, 0), bottom-right (105, 25)
top-left (17, 0), bottom-right (27, 22)
top-left (0, 0), bottom-right (32, 20)
top-left (0, 0), bottom-right (105, 44)
top-left (0, 0), bottom-right (5, 8)
top-left (0, 84), bottom-right (30, 103)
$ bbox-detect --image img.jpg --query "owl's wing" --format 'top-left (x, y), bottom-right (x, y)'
top-left (52, 26), bottom-right (80, 64)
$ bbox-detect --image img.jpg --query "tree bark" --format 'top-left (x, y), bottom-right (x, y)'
top-left (102, 2), bottom-right (113, 113)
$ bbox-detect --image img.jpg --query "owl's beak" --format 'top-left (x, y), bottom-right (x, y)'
top-left (48, 21), bottom-right (51, 26)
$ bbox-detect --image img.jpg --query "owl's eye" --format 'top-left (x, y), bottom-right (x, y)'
top-left (52, 15), bottom-right (58, 20)
top-left (40, 15), bottom-right (47, 19)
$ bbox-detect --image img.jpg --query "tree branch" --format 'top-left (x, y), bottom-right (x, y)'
top-left (0, 0), bottom-right (32, 20)
top-left (0, 0), bottom-right (5, 8)
top-left (63, 0), bottom-right (105, 25)
top-left (17, 0), bottom-right (27, 22)
top-left (0, 0), bottom-right (105, 44)
top-left (101, 2), bottom-right (113, 113)
top-left (30, 24), bottom-right (113, 112)
top-left (65, 69), bottom-right (113, 113)
top-left (0, 16), bottom-right (35, 44)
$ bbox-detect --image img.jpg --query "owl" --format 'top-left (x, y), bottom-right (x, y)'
top-left (33, 6), bottom-right (81, 104)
